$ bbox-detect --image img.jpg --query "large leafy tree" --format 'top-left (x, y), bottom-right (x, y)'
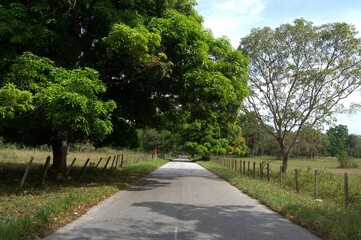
top-left (240, 19), bottom-right (361, 172)
top-left (0, 53), bottom-right (116, 173)
top-left (144, 11), bottom-right (249, 156)
top-left (326, 125), bottom-right (349, 157)
top-left (0, 0), bottom-right (249, 159)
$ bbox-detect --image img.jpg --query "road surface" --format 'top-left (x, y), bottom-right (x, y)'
top-left (45, 158), bottom-right (319, 240)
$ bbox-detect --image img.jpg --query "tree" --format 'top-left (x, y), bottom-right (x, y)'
top-left (326, 125), bottom-right (349, 157)
top-left (0, 52), bottom-right (116, 173)
top-left (240, 19), bottom-right (361, 172)
top-left (346, 134), bottom-right (360, 157)
top-left (138, 128), bottom-right (163, 152)
top-left (0, 1), bottom-right (249, 158)
top-left (239, 112), bottom-right (279, 157)
top-left (292, 125), bottom-right (329, 158)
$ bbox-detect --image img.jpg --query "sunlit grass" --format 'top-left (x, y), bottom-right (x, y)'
top-left (214, 155), bottom-right (361, 175)
top-left (199, 160), bottom-right (361, 240)
top-left (0, 149), bottom-right (168, 239)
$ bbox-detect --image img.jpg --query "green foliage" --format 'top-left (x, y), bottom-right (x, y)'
top-left (138, 129), bottom-right (163, 152)
top-left (181, 114), bottom-right (248, 156)
top-left (327, 125), bottom-right (349, 157)
top-left (0, 0), bottom-right (249, 156)
top-left (241, 19), bottom-right (361, 171)
top-left (239, 113), bottom-right (279, 157)
top-left (337, 152), bottom-right (359, 169)
top-left (292, 126), bottom-right (329, 158)
top-left (0, 84), bottom-right (33, 119)
top-left (103, 23), bottom-right (161, 63)
top-left (1, 52), bottom-right (116, 145)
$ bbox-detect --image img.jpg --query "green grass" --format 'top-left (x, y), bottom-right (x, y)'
top-left (221, 156), bottom-right (361, 175)
top-left (0, 149), bottom-right (168, 240)
top-left (213, 156), bottom-right (361, 208)
top-left (199, 160), bottom-right (361, 240)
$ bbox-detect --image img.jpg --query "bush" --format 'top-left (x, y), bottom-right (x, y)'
top-left (337, 153), bottom-right (358, 168)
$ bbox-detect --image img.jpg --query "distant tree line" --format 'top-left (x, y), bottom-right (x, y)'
top-left (240, 114), bottom-right (361, 160)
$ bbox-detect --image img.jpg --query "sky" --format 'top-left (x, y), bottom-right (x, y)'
top-left (195, 0), bottom-right (361, 134)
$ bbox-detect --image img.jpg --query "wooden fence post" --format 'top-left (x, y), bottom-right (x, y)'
top-left (314, 170), bottom-right (318, 198)
top-left (20, 157), bottom-right (34, 189)
top-left (102, 156), bottom-right (112, 171)
top-left (243, 161), bottom-right (246, 175)
top-left (247, 161), bottom-right (250, 175)
top-left (279, 166), bottom-right (283, 188)
top-left (295, 169), bottom-right (299, 193)
top-left (115, 155), bottom-right (119, 168)
top-left (41, 156), bottom-right (51, 186)
top-left (66, 158), bottom-right (77, 176)
top-left (253, 162), bottom-right (256, 178)
top-left (235, 160), bottom-right (237, 172)
top-left (79, 158), bottom-right (90, 177)
top-left (267, 163), bottom-right (270, 182)
top-left (95, 157), bottom-right (102, 168)
top-left (260, 163), bottom-right (263, 179)
top-left (120, 154), bottom-right (124, 167)
top-left (344, 173), bottom-right (349, 208)
top-left (111, 155), bottom-right (116, 169)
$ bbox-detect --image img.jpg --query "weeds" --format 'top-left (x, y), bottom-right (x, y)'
top-left (199, 161), bottom-right (361, 240)
top-left (0, 156), bottom-right (167, 239)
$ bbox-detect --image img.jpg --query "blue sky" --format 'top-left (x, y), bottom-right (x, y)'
top-left (195, 0), bottom-right (361, 134)
top-left (195, 0), bottom-right (361, 48)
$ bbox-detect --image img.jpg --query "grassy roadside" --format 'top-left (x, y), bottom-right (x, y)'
top-left (198, 161), bottom-right (361, 240)
top-left (0, 158), bottom-right (168, 240)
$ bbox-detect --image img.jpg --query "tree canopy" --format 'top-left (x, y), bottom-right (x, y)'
top-left (0, 52), bottom-right (116, 172)
top-left (0, 0), bottom-right (250, 168)
top-left (240, 19), bottom-right (361, 171)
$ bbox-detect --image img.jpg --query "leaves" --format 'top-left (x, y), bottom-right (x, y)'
top-left (240, 18), bottom-right (361, 170)
top-left (0, 84), bottom-right (33, 119)
top-left (103, 23), bottom-right (161, 63)
top-left (1, 52), bottom-right (116, 143)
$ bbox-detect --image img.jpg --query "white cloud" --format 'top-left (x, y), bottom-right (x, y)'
top-left (196, 0), bottom-right (267, 47)
top-left (196, 0), bottom-right (361, 133)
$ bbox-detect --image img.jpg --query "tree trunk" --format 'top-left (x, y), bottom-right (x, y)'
top-left (281, 151), bottom-right (288, 173)
top-left (52, 139), bottom-right (68, 175)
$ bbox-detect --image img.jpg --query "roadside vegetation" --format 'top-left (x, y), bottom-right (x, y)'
top-left (0, 148), bottom-right (167, 239)
top-left (199, 159), bottom-right (361, 240)
top-left (1, 1), bottom-right (361, 239)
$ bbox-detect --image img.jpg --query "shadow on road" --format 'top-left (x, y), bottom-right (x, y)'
top-left (125, 201), bottom-right (301, 240)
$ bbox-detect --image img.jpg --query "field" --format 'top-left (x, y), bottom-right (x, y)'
top-left (1, 149), bottom-right (361, 239)
top-left (199, 158), bottom-right (361, 240)
top-left (231, 155), bottom-right (361, 175)
top-left (211, 156), bottom-right (361, 208)
top-left (0, 147), bottom-right (153, 169)
top-left (0, 147), bottom-right (168, 239)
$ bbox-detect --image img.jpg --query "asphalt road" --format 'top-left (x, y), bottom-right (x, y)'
top-left (45, 158), bottom-right (319, 240)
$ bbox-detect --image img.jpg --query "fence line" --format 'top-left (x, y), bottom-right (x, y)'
top-left (210, 156), bottom-right (353, 208)
top-left (17, 151), bottom-right (153, 188)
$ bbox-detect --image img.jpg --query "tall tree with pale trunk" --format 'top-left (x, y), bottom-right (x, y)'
top-left (240, 19), bottom-right (361, 172)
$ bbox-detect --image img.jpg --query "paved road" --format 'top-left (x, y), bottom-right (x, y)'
top-left (45, 159), bottom-right (319, 240)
